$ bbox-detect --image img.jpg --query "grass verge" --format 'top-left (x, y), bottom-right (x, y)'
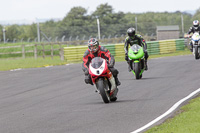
top-left (0, 57), bottom-right (68, 71)
top-left (145, 95), bottom-right (200, 133)
top-left (0, 49), bottom-right (192, 71)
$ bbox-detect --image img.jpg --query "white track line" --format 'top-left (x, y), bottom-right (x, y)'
top-left (131, 88), bottom-right (200, 133)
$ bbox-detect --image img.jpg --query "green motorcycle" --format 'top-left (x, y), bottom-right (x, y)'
top-left (128, 44), bottom-right (145, 79)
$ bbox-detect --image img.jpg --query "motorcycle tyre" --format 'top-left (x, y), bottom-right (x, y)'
top-left (195, 46), bottom-right (199, 59)
top-left (140, 74), bottom-right (142, 79)
top-left (97, 78), bottom-right (109, 103)
top-left (134, 62), bottom-right (140, 80)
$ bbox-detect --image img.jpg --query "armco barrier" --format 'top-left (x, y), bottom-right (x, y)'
top-left (175, 39), bottom-right (185, 51)
top-left (63, 38), bottom-right (186, 62)
top-left (115, 44), bottom-right (125, 58)
top-left (64, 44), bottom-right (116, 62)
top-left (159, 39), bottom-right (176, 54)
top-left (147, 41), bottom-right (160, 55)
top-left (102, 44), bottom-right (115, 56)
top-left (64, 46), bottom-right (87, 62)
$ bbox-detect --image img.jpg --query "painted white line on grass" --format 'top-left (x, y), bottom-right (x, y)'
top-left (65, 63), bottom-right (73, 66)
top-left (131, 88), bottom-right (200, 133)
top-left (10, 68), bottom-right (22, 71)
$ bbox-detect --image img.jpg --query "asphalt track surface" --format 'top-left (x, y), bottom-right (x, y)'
top-left (0, 54), bottom-right (200, 133)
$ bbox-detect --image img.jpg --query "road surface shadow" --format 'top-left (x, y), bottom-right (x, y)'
top-left (121, 76), bottom-right (165, 80)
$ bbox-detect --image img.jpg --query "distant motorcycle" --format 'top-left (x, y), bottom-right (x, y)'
top-left (128, 44), bottom-right (145, 79)
top-left (89, 57), bottom-right (118, 103)
top-left (191, 32), bottom-right (200, 59)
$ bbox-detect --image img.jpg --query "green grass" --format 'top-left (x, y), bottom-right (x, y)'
top-left (115, 49), bottom-right (192, 62)
top-left (145, 95), bottom-right (200, 133)
top-left (0, 43), bottom-right (63, 58)
top-left (0, 49), bottom-right (192, 71)
top-left (148, 50), bottom-right (192, 59)
top-left (0, 57), bottom-right (68, 71)
top-left (0, 42), bottom-right (33, 46)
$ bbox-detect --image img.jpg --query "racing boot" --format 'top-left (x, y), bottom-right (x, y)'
top-left (110, 87), bottom-right (118, 101)
top-left (108, 75), bottom-right (119, 101)
top-left (109, 68), bottom-right (121, 86)
top-left (109, 75), bottom-right (117, 91)
top-left (144, 60), bottom-right (148, 71)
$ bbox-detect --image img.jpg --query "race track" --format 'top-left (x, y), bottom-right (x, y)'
top-left (0, 54), bottom-right (200, 133)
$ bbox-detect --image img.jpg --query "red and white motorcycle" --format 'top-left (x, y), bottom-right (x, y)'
top-left (89, 57), bottom-right (118, 103)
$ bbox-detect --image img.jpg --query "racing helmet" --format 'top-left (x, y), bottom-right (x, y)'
top-left (127, 27), bottom-right (136, 38)
top-left (88, 38), bottom-right (99, 53)
top-left (193, 20), bottom-right (199, 30)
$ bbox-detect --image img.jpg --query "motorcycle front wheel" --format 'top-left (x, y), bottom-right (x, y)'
top-left (133, 62), bottom-right (140, 79)
top-left (97, 78), bottom-right (109, 103)
top-left (195, 46), bottom-right (199, 59)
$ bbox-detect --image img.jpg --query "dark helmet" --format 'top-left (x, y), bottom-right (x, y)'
top-left (193, 20), bottom-right (199, 30)
top-left (88, 38), bottom-right (99, 53)
top-left (127, 27), bottom-right (136, 37)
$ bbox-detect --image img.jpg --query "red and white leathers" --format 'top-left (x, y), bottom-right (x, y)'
top-left (82, 45), bottom-right (120, 86)
top-left (82, 45), bottom-right (114, 71)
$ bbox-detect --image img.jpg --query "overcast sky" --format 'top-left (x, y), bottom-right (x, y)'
top-left (1, 0), bottom-right (200, 21)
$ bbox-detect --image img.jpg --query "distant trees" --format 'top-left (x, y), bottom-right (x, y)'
top-left (56, 7), bottom-right (90, 39)
top-left (0, 25), bottom-right (3, 41)
top-left (5, 25), bottom-right (22, 41)
top-left (193, 8), bottom-right (200, 20)
top-left (0, 3), bottom-right (200, 43)
top-left (91, 3), bottom-right (126, 37)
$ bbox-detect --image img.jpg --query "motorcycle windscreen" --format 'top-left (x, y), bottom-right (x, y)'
top-left (192, 33), bottom-right (200, 41)
top-left (130, 44), bottom-right (141, 53)
top-left (91, 57), bottom-right (104, 69)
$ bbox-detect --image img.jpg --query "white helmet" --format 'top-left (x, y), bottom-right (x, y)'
top-left (193, 20), bottom-right (199, 30)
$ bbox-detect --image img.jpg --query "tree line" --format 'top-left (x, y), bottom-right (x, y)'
top-left (1, 3), bottom-right (200, 42)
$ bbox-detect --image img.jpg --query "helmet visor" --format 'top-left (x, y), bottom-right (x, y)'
top-left (89, 45), bottom-right (98, 52)
top-left (194, 25), bottom-right (198, 30)
top-left (128, 33), bottom-right (135, 37)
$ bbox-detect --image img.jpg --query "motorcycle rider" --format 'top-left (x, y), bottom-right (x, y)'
top-left (187, 20), bottom-right (200, 52)
top-left (124, 27), bottom-right (149, 71)
top-left (82, 38), bottom-right (121, 89)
